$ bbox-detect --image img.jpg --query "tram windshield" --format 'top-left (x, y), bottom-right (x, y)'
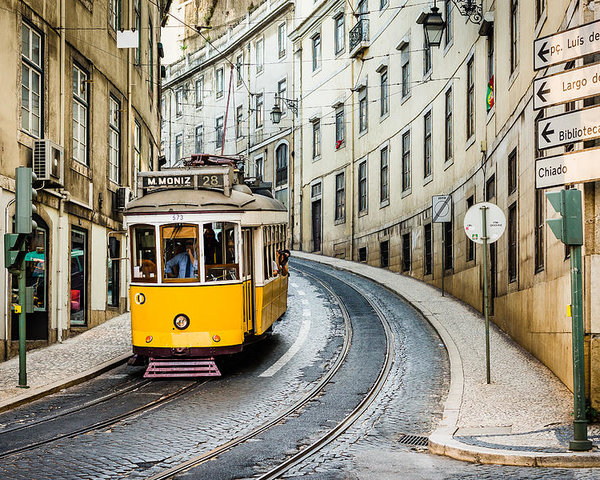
top-left (203, 222), bottom-right (239, 282)
top-left (161, 224), bottom-right (200, 282)
top-left (131, 225), bottom-right (157, 283)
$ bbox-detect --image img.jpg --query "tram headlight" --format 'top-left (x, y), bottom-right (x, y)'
top-left (213, 334), bottom-right (221, 343)
top-left (174, 314), bottom-right (190, 330)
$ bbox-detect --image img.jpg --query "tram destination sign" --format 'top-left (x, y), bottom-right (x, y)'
top-left (533, 62), bottom-right (600, 110)
top-left (537, 104), bottom-right (600, 150)
top-left (534, 19), bottom-right (600, 70)
top-left (535, 147), bottom-right (600, 189)
top-left (141, 173), bottom-right (225, 189)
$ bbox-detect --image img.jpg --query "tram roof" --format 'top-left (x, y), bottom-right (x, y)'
top-left (123, 186), bottom-right (287, 215)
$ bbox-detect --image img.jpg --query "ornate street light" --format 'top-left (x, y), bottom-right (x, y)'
top-left (451, 0), bottom-right (483, 24)
top-left (417, 2), bottom-right (445, 48)
top-left (270, 95), bottom-right (298, 124)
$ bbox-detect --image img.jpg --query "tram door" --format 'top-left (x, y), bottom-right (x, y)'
top-left (242, 228), bottom-right (255, 334)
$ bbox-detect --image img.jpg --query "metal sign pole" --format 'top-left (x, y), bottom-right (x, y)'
top-left (18, 258), bottom-right (28, 388)
top-left (481, 205), bottom-right (491, 385)
top-left (441, 234), bottom-right (445, 297)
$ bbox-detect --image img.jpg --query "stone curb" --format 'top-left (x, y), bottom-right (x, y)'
top-left (292, 251), bottom-right (600, 467)
top-left (0, 353), bottom-right (132, 414)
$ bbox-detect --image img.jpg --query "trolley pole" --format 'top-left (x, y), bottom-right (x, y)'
top-left (481, 204), bottom-right (491, 385)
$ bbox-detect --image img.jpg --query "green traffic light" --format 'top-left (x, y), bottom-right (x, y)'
top-left (545, 189), bottom-right (583, 246)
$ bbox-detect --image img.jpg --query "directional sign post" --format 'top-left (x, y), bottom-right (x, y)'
top-left (535, 146), bottom-right (600, 189)
top-left (537, 104), bottom-right (600, 150)
top-left (432, 195), bottom-right (452, 297)
top-left (535, 19), bottom-right (600, 70)
top-left (534, 62), bottom-right (600, 110)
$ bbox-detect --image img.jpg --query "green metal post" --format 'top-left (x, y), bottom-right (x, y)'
top-left (569, 244), bottom-right (591, 451)
top-left (17, 257), bottom-right (28, 388)
top-left (481, 205), bottom-right (491, 385)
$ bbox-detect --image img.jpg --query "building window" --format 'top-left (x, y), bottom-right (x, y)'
top-left (508, 202), bottom-right (517, 283)
top-left (195, 77), bottom-right (204, 108)
top-left (134, 120), bottom-right (141, 172)
top-left (72, 64), bottom-right (88, 165)
top-left (108, 96), bottom-right (120, 183)
top-left (255, 93), bottom-right (264, 129)
top-left (335, 172), bottom-right (345, 222)
top-left (535, 189), bottom-right (544, 273)
top-left (510, 0), bottom-right (519, 74)
top-left (334, 13), bottom-right (345, 54)
top-left (445, 88), bottom-right (453, 162)
top-left (486, 174), bottom-right (496, 200)
top-left (148, 15), bottom-right (154, 90)
top-left (134, 0), bottom-right (141, 64)
top-left (236, 106), bottom-right (243, 139)
top-left (380, 0), bottom-right (389, 10)
top-left (402, 233), bottom-right (411, 272)
top-left (149, 141), bottom-right (154, 171)
top-left (508, 148), bottom-right (517, 195)
top-left (424, 223), bottom-right (432, 275)
top-left (444, 0), bottom-right (453, 46)
top-left (380, 146), bottom-right (389, 203)
top-left (107, 238), bottom-right (120, 308)
top-left (466, 195), bottom-right (475, 261)
top-left (312, 119), bottom-right (321, 158)
top-left (487, 27), bottom-right (495, 86)
top-left (236, 54), bottom-right (243, 86)
top-left (195, 125), bottom-right (203, 153)
top-left (358, 247), bottom-right (367, 262)
top-left (358, 160), bottom-right (367, 212)
top-left (380, 240), bottom-right (389, 268)
top-left (277, 78), bottom-right (287, 115)
top-left (216, 68), bottom-right (224, 98)
top-left (359, 87), bottom-right (368, 133)
top-left (255, 156), bottom-right (264, 179)
top-left (444, 221), bottom-right (453, 270)
top-left (175, 88), bottom-right (183, 116)
top-left (278, 22), bottom-right (286, 58)
top-left (401, 45), bottom-right (410, 98)
top-left (215, 116), bottom-right (224, 149)
top-left (402, 131), bottom-right (411, 191)
top-left (424, 111), bottom-right (432, 178)
top-left (536, 0), bottom-right (545, 22)
top-left (175, 133), bottom-right (183, 162)
top-left (21, 23), bottom-right (43, 138)
top-left (335, 107), bottom-right (345, 148)
top-left (276, 143), bottom-right (288, 187)
top-left (256, 38), bottom-right (264, 73)
top-left (108, 0), bottom-right (120, 30)
top-left (423, 39), bottom-right (431, 76)
top-left (312, 33), bottom-right (321, 71)
top-left (466, 57), bottom-right (475, 139)
top-left (380, 68), bottom-right (389, 117)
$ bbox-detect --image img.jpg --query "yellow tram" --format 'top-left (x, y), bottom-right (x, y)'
top-left (123, 157), bottom-right (288, 377)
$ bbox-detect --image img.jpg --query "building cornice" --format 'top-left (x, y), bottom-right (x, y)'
top-left (163, 0), bottom-right (294, 89)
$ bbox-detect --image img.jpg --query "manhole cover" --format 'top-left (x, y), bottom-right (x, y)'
top-left (398, 434), bottom-right (429, 447)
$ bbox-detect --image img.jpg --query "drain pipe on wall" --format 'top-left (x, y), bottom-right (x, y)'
top-left (4, 196), bottom-right (15, 360)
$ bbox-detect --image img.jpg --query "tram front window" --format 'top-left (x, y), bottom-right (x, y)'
top-left (161, 224), bottom-right (200, 282)
top-left (204, 222), bottom-right (239, 282)
top-left (131, 225), bottom-right (157, 283)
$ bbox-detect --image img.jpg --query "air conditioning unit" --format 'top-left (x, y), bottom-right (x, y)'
top-left (33, 139), bottom-right (64, 186)
top-left (116, 186), bottom-right (133, 211)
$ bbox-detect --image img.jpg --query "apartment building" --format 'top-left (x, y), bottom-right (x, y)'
top-left (162, 0), bottom-right (295, 211)
top-left (290, 0), bottom-right (600, 406)
top-left (0, 0), bottom-right (168, 360)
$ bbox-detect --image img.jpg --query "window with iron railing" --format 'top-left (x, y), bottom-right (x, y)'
top-left (349, 18), bottom-right (369, 53)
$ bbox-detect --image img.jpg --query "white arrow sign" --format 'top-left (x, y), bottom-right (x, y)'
top-left (534, 19), bottom-right (600, 70)
top-left (533, 62), bottom-right (600, 110)
top-left (537, 104), bottom-right (600, 150)
top-left (535, 146), bottom-right (600, 189)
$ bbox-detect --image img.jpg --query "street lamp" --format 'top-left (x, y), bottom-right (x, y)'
top-left (416, 2), bottom-right (445, 48)
top-left (270, 95), bottom-right (298, 124)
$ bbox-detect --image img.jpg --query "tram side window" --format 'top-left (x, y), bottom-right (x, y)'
top-left (161, 224), bottom-right (200, 282)
top-left (204, 222), bottom-right (239, 282)
top-left (264, 224), bottom-right (286, 280)
top-left (131, 225), bottom-right (157, 282)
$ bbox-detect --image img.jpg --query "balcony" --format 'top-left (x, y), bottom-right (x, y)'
top-left (349, 18), bottom-right (369, 58)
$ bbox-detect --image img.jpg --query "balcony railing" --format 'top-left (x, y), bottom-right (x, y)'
top-left (349, 18), bottom-right (370, 57)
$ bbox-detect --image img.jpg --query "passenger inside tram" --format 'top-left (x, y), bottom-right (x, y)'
top-left (164, 240), bottom-right (198, 278)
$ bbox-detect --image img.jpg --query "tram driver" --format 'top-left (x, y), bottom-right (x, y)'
top-left (165, 240), bottom-right (198, 279)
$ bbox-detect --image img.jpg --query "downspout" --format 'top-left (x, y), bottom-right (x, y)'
top-left (246, 43), bottom-right (251, 176)
top-left (298, 44), bottom-right (303, 251)
top-left (350, 58), bottom-right (355, 261)
top-left (4, 198), bottom-right (15, 359)
top-left (57, 0), bottom-right (66, 342)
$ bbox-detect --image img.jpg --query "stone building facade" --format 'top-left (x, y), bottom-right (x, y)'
top-left (0, 0), bottom-right (169, 360)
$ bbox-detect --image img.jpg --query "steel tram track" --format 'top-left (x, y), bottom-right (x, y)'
top-left (144, 265), bottom-right (394, 480)
top-left (0, 380), bottom-right (204, 459)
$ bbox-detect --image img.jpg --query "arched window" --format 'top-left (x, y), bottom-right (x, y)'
top-left (275, 143), bottom-right (288, 187)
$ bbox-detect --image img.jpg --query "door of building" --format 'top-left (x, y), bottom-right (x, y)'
top-left (312, 199), bottom-right (322, 252)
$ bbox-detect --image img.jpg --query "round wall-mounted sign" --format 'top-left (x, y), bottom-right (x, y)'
top-left (464, 202), bottom-right (506, 245)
